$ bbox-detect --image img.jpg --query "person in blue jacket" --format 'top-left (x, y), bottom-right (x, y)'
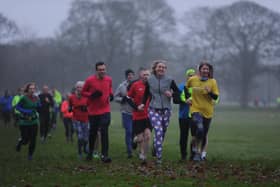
top-left (178, 68), bottom-right (195, 161)
top-left (0, 90), bottom-right (13, 126)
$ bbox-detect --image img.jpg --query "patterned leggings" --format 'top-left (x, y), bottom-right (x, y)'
top-left (148, 108), bottom-right (171, 159)
top-left (73, 120), bottom-right (89, 142)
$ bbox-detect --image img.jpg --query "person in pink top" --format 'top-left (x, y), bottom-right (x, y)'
top-left (61, 93), bottom-right (73, 143)
top-left (82, 62), bottom-right (114, 163)
top-left (69, 81), bottom-right (89, 159)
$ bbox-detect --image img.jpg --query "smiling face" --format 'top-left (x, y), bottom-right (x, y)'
top-left (154, 62), bottom-right (167, 77)
top-left (96, 64), bottom-right (106, 79)
top-left (199, 64), bottom-right (210, 78)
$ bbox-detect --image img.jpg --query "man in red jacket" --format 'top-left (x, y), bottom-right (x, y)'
top-left (82, 62), bottom-right (113, 163)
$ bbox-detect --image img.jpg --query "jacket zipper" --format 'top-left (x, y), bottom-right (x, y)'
top-left (158, 78), bottom-right (164, 109)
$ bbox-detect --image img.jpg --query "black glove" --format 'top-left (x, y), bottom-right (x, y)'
top-left (121, 96), bottom-right (127, 104)
top-left (91, 90), bottom-right (103, 99)
top-left (80, 105), bottom-right (87, 112)
top-left (68, 106), bottom-right (72, 112)
top-left (109, 94), bottom-right (114, 102)
top-left (172, 92), bottom-right (182, 104)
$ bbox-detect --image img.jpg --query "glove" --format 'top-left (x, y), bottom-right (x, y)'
top-left (172, 91), bottom-right (182, 104)
top-left (80, 105), bottom-right (87, 112)
top-left (109, 94), bottom-right (114, 102)
top-left (121, 96), bottom-right (127, 104)
top-left (91, 90), bottom-right (103, 99)
top-left (68, 106), bottom-right (72, 112)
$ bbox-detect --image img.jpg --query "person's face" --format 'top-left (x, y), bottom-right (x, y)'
top-left (155, 62), bottom-right (167, 76)
top-left (200, 65), bottom-right (210, 78)
top-left (76, 85), bottom-right (83, 94)
top-left (42, 86), bottom-right (49, 93)
top-left (127, 72), bottom-right (134, 82)
top-left (139, 70), bottom-right (150, 82)
top-left (28, 84), bottom-right (36, 95)
top-left (96, 64), bottom-right (106, 79)
top-left (187, 73), bottom-right (194, 80)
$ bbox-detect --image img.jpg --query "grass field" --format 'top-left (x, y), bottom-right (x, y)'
top-left (1, 107), bottom-right (280, 187)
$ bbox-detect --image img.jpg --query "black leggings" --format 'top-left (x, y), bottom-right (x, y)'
top-left (63, 118), bottom-right (73, 139)
top-left (88, 113), bottom-right (110, 157)
top-left (179, 117), bottom-right (192, 158)
top-left (19, 125), bottom-right (38, 156)
top-left (2, 111), bottom-right (11, 125)
top-left (39, 113), bottom-right (51, 139)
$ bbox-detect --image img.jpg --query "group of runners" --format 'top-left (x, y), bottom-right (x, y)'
top-left (1, 59), bottom-right (219, 165)
top-left (115, 60), bottom-right (219, 164)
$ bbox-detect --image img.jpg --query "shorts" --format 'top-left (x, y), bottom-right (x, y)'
top-left (190, 113), bottom-right (212, 137)
top-left (133, 118), bottom-right (152, 136)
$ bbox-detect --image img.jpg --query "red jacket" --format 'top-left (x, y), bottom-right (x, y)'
top-left (61, 100), bottom-right (73, 119)
top-left (69, 94), bottom-right (88, 122)
top-left (82, 75), bottom-right (113, 115)
top-left (127, 80), bottom-right (149, 120)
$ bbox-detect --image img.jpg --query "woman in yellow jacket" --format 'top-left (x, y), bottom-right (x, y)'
top-left (185, 61), bottom-right (219, 161)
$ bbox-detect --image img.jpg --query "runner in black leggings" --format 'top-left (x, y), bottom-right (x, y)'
top-left (15, 82), bottom-right (40, 160)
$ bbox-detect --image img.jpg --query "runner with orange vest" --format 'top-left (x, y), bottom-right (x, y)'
top-left (60, 94), bottom-right (73, 143)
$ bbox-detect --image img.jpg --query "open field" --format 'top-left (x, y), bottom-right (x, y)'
top-left (1, 107), bottom-right (280, 186)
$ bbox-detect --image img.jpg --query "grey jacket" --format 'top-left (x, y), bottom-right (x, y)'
top-left (147, 74), bottom-right (174, 109)
top-left (114, 80), bottom-right (133, 114)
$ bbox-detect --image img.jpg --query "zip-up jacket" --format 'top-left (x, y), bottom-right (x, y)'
top-left (114, 80), bottom-right (133, 114)
top-left (142, 74), bottom-right (179, 110)
top-left (16, 95), bottom-right (40, 126)
top-left (69, 94), bottom-right (88, 123)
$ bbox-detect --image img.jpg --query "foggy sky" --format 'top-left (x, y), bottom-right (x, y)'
top-left (0, 0), bottom-right (280, 38)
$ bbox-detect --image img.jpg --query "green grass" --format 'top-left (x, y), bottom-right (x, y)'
top-left (1, 107), bottom-right (280, 186)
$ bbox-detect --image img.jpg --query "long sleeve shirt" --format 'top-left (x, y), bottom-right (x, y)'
top-left (81, 75), bottom-right (113, 115)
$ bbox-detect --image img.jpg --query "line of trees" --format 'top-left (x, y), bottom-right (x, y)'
top-left (1, 0), bottom-right (280, 107)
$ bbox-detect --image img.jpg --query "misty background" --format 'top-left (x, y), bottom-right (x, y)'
top-left (0, 0), bottom-right (280, 108)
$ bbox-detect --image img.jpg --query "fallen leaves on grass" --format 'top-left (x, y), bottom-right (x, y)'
top-left (42, 160), bottom-right (280, 185)
top-left (73, 165), bottom-right (96, 173)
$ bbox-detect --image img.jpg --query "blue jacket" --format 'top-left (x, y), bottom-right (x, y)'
top-left (0, 96), bottom-right (13, 112)
top-left (178, 83), bottom-right (190, 119)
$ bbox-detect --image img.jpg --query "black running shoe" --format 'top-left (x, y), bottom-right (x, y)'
top-left (86, 154), bottom-right (93, 161)
top-left (132, 142), bottom-right (137, 150)
top-left (16, 141), bottom-right (21, 152)
top-left (101, 156), bottom-right (112, 163)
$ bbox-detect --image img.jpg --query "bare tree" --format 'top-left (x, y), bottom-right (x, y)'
top-left (58, 0), bottom-right (140, 76)
top-left (183, 1), bottom-right (280, 107)
top-left (134, 0), bottom-right (176, 65)
top-left (57, 0), bottom-right (176, 84)
top-left (0, 13), bottom-right (18, 43)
